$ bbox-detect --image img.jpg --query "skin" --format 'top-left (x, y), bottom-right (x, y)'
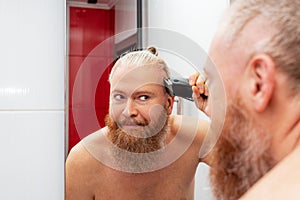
top-left (190, 13), bottom-right (300, 199)
top-left (209, 15), bottom-right (300, 163)
top-left (66, 64), bottom-right (209, 200)
top-left (240, 146), bottom-right (300, 200)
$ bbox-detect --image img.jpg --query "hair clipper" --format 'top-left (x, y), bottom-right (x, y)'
top-left (164, 77), bottom-right (194, 101)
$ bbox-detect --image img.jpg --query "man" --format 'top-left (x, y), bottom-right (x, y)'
top-left (190, 0), bottom-right (300, 199)
top-left (66, 47), bottom-right (209, 200)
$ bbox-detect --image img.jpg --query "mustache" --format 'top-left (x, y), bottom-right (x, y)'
top-left (117, 118), bottom-right (148, 127)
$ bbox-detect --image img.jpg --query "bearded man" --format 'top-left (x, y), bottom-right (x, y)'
top-left (66, 47), bottom-right (209, 200)
top-left (190, 0), bottom-right (300, 199)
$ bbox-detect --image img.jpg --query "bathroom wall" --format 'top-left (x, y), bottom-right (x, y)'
top-left (0, 0), bottom-right (65, 199)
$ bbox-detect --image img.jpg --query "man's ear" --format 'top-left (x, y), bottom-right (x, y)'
top-left (248, 54), bottom-right (275, 112)
top-left (166, 96), bottom-right (175, 115)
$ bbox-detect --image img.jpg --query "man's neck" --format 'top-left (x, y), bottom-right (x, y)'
top-left (293, 118), bottom-right (300, 149)
top-left (290, 97), bottom-right (300, 150)
top-left (271, 96), bottom-right (300, 162)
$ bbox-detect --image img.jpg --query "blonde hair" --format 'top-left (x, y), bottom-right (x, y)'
top-left (227, 0), bottom-right (300, 94)
top-left (109, 47), bottom-right (170, 83)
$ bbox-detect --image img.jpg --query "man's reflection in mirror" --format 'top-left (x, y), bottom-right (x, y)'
top-left (66, 47), bottom-right (210, 200)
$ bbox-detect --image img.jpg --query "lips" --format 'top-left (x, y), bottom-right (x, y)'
top-left (118, 119), bottom-right (148, 127)
top-left (121, 122), bottom-right (139, 126)
top-left (118, 120), bottom-right (147, 133)
top-left (121, 124), bottom-right (140, 130)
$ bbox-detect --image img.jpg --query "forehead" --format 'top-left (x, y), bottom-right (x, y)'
top-left (110, 65), bottom-right (166, 92)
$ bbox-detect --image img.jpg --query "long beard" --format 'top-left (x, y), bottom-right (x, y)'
top-left (105, 114), bottom-right (169, 153)
top-left (209, 98), bottom-right (276, 200)
top-left (105, 111), bottom-right (169, 172)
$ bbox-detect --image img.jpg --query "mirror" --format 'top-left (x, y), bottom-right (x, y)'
top-left (66, 0), bottom-right (227, 199)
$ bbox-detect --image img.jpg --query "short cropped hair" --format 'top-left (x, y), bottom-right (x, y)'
top-left (227, 0), bottom-right (300, 95)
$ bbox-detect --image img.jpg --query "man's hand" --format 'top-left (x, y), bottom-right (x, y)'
top-left (189, 72), bottom-right (210, 117)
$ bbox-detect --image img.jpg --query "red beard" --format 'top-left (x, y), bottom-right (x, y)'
top-left (209, 97), bottom-right (276, 200)
top-left (105, 114), bottom-right (169, 153)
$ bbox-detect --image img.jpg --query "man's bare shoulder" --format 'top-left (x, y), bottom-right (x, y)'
top-left (241, 146), bottom-right (300, 200)
top-left (66, 127), bottom-right (108, 167)
top-left (66, 141), bottom-right (90, 168)
top-left (66, 128), bottom-right (109, 200)
top-left (168, 115), bottom-right (210, 164)
top-left (169, 114), bottom-right (209, 142)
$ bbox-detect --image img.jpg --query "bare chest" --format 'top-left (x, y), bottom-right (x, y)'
top-left (93, 161), bottom-right (197, 200)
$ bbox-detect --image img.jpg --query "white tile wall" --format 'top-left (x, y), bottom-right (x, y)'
top-left (0, 111), bottom-right (64, 200)
top-left (0, 0), bottom-right (65, 110)
top-left (0, 0), bottom-right (65, 199)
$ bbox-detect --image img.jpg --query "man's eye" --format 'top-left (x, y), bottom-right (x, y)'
top-left (138, 95), bottom-right (149, 101)
top-left (113, 94), bottom-right (125, 100)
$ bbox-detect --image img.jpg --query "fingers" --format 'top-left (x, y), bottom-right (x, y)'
top-left (189, 72), bottom-right (207, 97)
top-left (189, 72), bottom-right (200, 86)
top-left (189, 72), bottom-right (209, 114)
top-left (192, 84), bottom-right (207, 108)
top-left (192, 85), bottom-right (200, 98)
top-left (189, 72), bottom-right (206, 85)
top-left (204, 83), bottom-right (209, 97)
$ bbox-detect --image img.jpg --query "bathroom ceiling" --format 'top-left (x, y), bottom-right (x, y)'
top-left (68, 0), bottom-right (111, 3)
top-left (67, 0), bottom-right (119, 8)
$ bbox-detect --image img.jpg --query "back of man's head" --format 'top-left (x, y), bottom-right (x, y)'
top-left (227, 0), bottom-right (300, 96)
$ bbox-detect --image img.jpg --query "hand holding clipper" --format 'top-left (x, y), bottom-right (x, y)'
top-left (189, 72), bottom-right (210, 117)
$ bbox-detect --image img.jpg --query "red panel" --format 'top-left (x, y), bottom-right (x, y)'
top-left (69, 7), bottom-right (115, 57)
top-left (68, 7), bottom-right (115, 152)
top-left (95, 61), bottom-right (114, 128)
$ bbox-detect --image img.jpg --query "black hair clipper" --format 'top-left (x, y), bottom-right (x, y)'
top-left (164, 77), bottom-right (194, 101)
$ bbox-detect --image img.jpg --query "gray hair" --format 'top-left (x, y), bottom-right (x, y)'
top-left (227, 0), bottom-right (300, 95)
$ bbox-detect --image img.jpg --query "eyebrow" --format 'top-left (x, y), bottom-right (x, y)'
top-left (133, 90), bottom-right (156, 96)
top-left (111, 89), bottom-right (126, 95)
top-left (111, 89), bottom-right (156, 95)
top-left (112, 83), bottom-right (165, 95)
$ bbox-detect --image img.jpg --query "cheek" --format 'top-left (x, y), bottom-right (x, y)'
top-left (220, 67), bottom-right (241, 97)
top-left (215, 68), bottom-right (234, 100)
top-left (148, 104), bottom-right (167, 121)
top-left (137, 105), bottom-right (151, 119)
top-left (109, 104), bottom-right (124, 121)
top-left (137, 104), bottom-right (164, 122)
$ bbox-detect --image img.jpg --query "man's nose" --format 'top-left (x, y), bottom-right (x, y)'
top-left (122, 99), bottom-right (138, 117)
